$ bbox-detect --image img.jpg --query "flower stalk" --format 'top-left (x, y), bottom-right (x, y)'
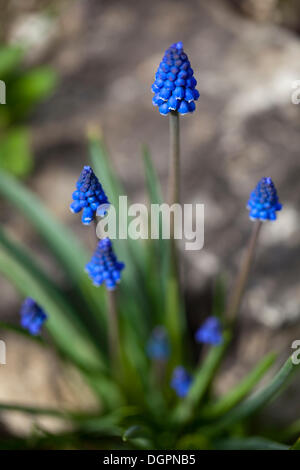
top-left (151, 42), bottom-right (200, 365)
top-left (225, 219), bottom-right (262, 322)
top-left (168, 111), bottom-right (180, 210)
top-left (226, 177), bottom-right (282, 323)
top-left (107, 288), bottom-right (121, 368)
top-left (89, 220), bottom-right (124, 365)
top-left (166, 110), bottom-right (184, 365)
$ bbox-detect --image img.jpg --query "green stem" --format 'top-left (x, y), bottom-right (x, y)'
top-left (166, 111), bottom-right (184, 366)
top-left (107, 288), bottom-right (120, 370)
top-left (152, 358), bottom-right (167, 387)
top-left (93, 218), bottom-right (119, 369)
top-left (168, 111), bottom-right (180, 279)
top-left (226, 220), bottom-right (262, 323)
top-left (168, 111), bottom-right (180, 209)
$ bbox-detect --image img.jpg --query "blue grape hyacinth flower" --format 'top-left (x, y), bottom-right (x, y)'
top-left (171, 366), bottom-right (193, 398)
top-left (195, 316), bottom-right (223, 345)
top-left (151, 41), bottom-right (200, 115)
top-left (20, 298), bottom-right (47, 335)
top-left (247, 177), bottom-right (282, 221)
top-left (147, 326), bottom-right (170, 360)
top-left (86, 238), bottom-right (125, 290)
top-left (70, 166), bottom-right (110, 225)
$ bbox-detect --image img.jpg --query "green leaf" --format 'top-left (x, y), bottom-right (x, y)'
top-left (142, 144), bottom-right (163, 206)
top-left (122, 425), bottom-right (142, 442)
top-left (78, 407), bottom-right (138, 434)
top-left (203, 355), bottom-right (300, 435)
top-left (0, 246), bottom-right (104, 371)
top-left (172, 331), bottom-right (231, 424)
top-left (0, 127), bottom-right (33, 177)
top-left (165, 272), bottom-right (185, 369)
top-left (142, 146), bottom-right (186, 352)
top-left (0, 170), bottom-right (85, 275)
top-left (88, 132), bottom-right (147, 273)
top-left (212, 275), bottom-right (227, 319)
top-left (88, 132), bottom-right (151, 338)
top-left (291, 437), bottom-right (300, 450)
top-left (0, 226), bottom-right (107, 351)
top-left (279, 419), bottom-right (300, 442)
top-left (176, 433), bottom-right (210, 450)
top-left (0, 169), bottom-right (107, 335)
top-left (0, 243), bottom-right (123, 408)
top-left (0, 402), bottom-right (69, 418)
top-left (0, 45), bottom-right (23, 77)
top-left (0, 227), bottom-right (63, 294)
top-left (201, 352), bottom-right (276, 419)
top-left (7, 67), bottom-right (57, 121)
top-left (0, 320), bottom-right (44, 344)
top-left (214, 436), bottom-right (289, 450)
top-left (88, 129), bottom-right (123, 209)
top-left (0, 403), bottom-right (129, 431)
top-left (142, 145), bottom-right (170, 315)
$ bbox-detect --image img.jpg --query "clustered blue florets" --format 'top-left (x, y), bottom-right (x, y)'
top-left (195, 316), bottom-right (223, 345)
top-left (171, 366), bottom-right (193, 398)
top-left (85, 238), bottom-right (125, 290)
top-left (147, 326), bottom-right (170, 360)
top-left (151, 41), bottom-right (200, 115)
top-left (20, 298), bottom-right (47, 335)
top-left (247, 177), bottom-right (282, 221)
top-left (70, 166), bottom-right (110, 225)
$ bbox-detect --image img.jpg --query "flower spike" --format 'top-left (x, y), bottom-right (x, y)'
top-left (151, 42), bottom-right (200, 115)
top-left (171, 366), bottom-right (193, 398)
top-left (195, 316), bottom-right (223, 345)
top-left (247, 177), bottom-right (282, 221)
top-left (147, 326), bottom-right (170, 360)
top-left (85, 238), bottom-right (125, 290)
top-left (70, 166), bottom-right (110, 225)
top-left (20, 298), bottom-right (47, 335)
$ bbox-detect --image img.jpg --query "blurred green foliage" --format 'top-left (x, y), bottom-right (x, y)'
top-left (0, 44), bottom-right (56, 177)
top-left (0, 135), bottom-right (299, 449)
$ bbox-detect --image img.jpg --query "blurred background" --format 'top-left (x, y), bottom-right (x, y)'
top-left (0, 0), bottom-right (300, 438)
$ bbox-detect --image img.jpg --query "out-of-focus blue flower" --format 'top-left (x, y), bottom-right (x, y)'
top-left (151, 41), bottom-right (200, 116)
top-left (147, 326), bottom-right (170, 360)
top-left (70, 166), bottom-right (110, 225)
top-left (247, 177), bottom-right (282, 221)
top-left (86, 238), bottom-right (125, 290)
top-left (20, 298), bottom-right (47, 335)
top-left (195, 316), bottom-right (223, 345)
top-left (171, 366), bottom-right (193, 398)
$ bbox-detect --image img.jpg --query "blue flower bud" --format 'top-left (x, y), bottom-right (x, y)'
top-left (20, 298), bottom-right (47, 336)
top-left (152, 42), bottom-right (199, 116)
top-left (195, 316), bottom-right (223, 345)
top-left (247, 177), bottom-right (282, 221)
top-left (171, 366), bottom-right (193, 398)
top-left (70, 166), bottom-right (110, 225)
top-left (85, 238), bottom-right (125, 290)
top-left (177, 100), bottom-right (190, 115)
top-left (147, 326), bottom-right (170, 360)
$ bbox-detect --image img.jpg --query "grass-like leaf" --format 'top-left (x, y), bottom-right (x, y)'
top-left (202, 355), bottom-right (300, 435)
top-left (0, 227), bottom-right (106, 350)
top-left (200, 352), bottom-right (276, 419)
top-left (0, 169), bottom-right (107, 334)
top-left (0, 246), bottom-right (105, 371)
top-left (88, 133), bottom-right (152, 338)
top-left (142, 145), bottom-right (170, 316)
top-left (172, 331), bottom-right (231, 424)
top-left (214, 436), bottom-right (289, 450)
top-left (291, 437), bottom-right (300, 450)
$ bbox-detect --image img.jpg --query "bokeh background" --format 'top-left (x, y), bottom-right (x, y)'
top-left (0, 0), bottom-right (300, 437)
